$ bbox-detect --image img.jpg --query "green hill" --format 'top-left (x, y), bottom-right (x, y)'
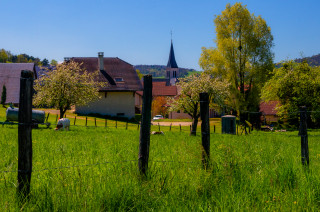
top-left (134, 65), bottom-right (199, 78)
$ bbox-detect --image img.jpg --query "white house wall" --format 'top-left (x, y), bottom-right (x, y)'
top-left (75, 91), bottom-right (135, 118)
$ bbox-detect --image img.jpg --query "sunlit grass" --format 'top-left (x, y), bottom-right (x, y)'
top-left (1, 106), bottom-right (320, 210)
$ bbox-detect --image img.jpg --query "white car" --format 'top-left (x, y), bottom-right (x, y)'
top-left (152, 115), bottom-right (164, 120)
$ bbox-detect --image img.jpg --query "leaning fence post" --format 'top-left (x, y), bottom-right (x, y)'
top-left (17, 70), bottom-right (33, 200)
top-left (139, 75), bottom-right (152, 175)
top-left (299, 106), bottom-right (309, 166)
top-left (200, 93), bottom-right (210, 169)
top-left (45, 113), bottom-right (50, 123)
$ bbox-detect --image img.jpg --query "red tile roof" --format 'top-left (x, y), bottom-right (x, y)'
top-left (71, 57), bottom-right (142, 92)
top-left (260, 101), bottom-right (280, 115)
top-left (137, 81), bottom-right (177, 97)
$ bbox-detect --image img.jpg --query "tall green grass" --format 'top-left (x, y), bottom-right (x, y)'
top-left (1, 108), bottom-right (320, 210)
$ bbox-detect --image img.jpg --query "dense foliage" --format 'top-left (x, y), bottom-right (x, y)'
top-left (0, 48), bottom-right (54, 66)
top-left (199, 3), bottom-right (274, 116)
top-left (152, 96), bottom-right (168, 117)
top-left (168, 73), bottom-right (229, 135)
top-left (262, 61), bottom-right (320, 128)
top-left (33, 61), bottom-right (105, 118)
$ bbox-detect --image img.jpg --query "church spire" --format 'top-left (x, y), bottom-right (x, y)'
top-left (167, 41), bottom-right (178, 69)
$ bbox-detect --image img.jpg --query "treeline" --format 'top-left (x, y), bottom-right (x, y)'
top-left (134, 65), bottom-right (198, 78)
top-left (0, 48), bottom-right (57, 66)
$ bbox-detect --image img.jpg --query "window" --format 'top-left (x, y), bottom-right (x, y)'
top-left (115, 77), bottom-right (124, 82)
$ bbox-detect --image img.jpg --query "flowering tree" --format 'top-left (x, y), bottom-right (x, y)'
top-left (169, 73), bottom-right (229, 135)
top-left (33, 61), bottom-right (105, 118)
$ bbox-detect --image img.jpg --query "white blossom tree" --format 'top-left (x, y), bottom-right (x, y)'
top-left (33, 61), bottom-right (105, 118)
top-left (169, 73), bottom-right (229, 135)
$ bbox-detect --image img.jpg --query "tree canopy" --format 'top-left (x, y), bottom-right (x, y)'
top-left (261, 61), bottom-right (320, 127)
top-left (33, 61), bottom-right (105, 118)
top-left (199, 3), bottom-right (274, 115)
top-left (169, 73), bottom-right (229, 135)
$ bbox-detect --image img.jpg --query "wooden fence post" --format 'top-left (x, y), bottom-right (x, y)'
top-left (45, 113), bottom-right (50, 123)
top-left (116, 120), bottom-right (117, 128)
top-left (17, 70), bottom-right (33, 200)
top-left (137, 122), bottom-right (140, 130)
top-left (55, 114), bottom-right (58, 123)
top-left (95, 118), bottom-right (97, 127)
top-left (200, 92), bottom-right (210, 169)
top-left (158, 123), bottom-right (160, 131)
top-left (85, 117), bottom-right (87, 127)
top-left (214, 125), bottom-right (216, 133)
top-left (299, 106), bottom-right (309, 166)
top-left (180, 124), bottom-right (181, 132)
top-left (105, 119), bottom-right (107, 127)
top-left (74, 116), bottom-right (76, 125)
top-left (170, 123), bottom-right (172, 131)
top-left (139, 75), bottom-right (152, 175)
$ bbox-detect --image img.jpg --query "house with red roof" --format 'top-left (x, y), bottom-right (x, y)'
top-left (260, 101), bottom-right (280, 124)
top-left (68, 52), bottom-right (142, 119)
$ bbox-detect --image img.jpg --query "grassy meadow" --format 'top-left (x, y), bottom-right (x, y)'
top-left (1, 107), bottom-right (320, 210)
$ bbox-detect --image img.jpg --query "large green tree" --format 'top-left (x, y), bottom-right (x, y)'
top-left (168, 73), bottom-right (229, 135)
top-left (33, 61), bottom-right (105, 118)
top-left (261, 61), bottom-right (320, 128)
top-left (199, 3), bottom-right (274, 117)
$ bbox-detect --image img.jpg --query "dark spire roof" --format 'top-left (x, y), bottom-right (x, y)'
top-left (167, 41), bottom-right (178, 68)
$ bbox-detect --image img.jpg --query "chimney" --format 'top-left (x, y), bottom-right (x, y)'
top-left (98, 52), bottom-right (104, 70)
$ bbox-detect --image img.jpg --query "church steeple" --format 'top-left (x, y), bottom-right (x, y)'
top-left (166, 39), bottom-right (179, 85)
top-left (167, 41), bottom-right (178, 68)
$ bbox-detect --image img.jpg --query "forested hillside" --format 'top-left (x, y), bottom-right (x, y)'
top-left (134, 65), bottom-right (198, 78)
top-left (295, 54), bottom-right (320, 66)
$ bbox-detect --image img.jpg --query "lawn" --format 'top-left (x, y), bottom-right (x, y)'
top-left (1, 107), bottom-right (320, 211)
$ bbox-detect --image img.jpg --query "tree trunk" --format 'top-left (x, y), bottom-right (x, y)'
top-left (59, 108), bottom-right (64, 119)
top-left (190, 118), bottom-right (198, 136)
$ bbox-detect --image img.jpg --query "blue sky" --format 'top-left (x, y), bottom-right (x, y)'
top-left (1, 0), bottom-right (320, 70)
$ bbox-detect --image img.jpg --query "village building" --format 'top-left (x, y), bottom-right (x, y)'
top-left (0, 63), bottom-right (38, 106)
top-left (260, 101), bottom-right (280, 124)
top-left (70, 52), bottom-right (142, 119)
